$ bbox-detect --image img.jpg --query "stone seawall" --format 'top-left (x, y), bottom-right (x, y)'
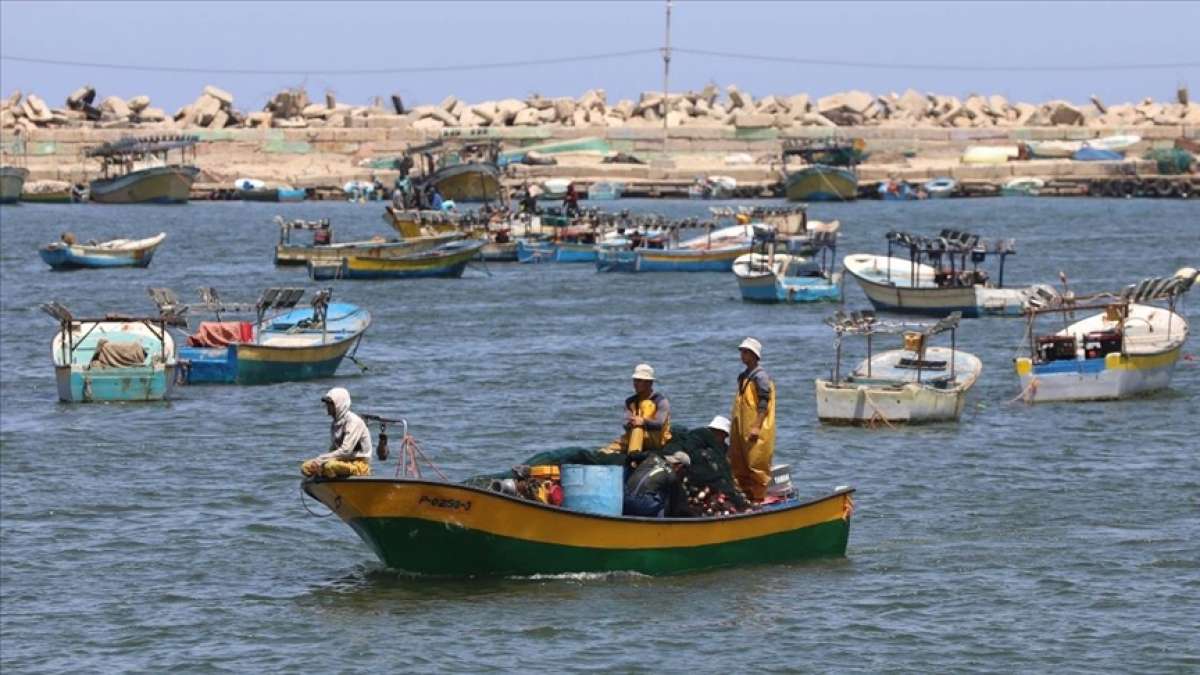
top-left (4, 123), bottom-right (1195, 191)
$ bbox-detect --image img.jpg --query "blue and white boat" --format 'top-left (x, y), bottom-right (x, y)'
top-left (39, 232), bottom-right (166, 270)
top-left (42, 302), bottom-right (176, 402)
top-left (733, 230), bottom-right (841, 303)
top-left (877, 180), bottom-right (918, 201)
top-left (163, 288), bottom-right (371, 385)
top-left (515, 238), bottom-right (597, 264)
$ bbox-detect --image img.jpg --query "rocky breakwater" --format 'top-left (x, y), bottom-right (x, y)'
top-left (2, 84), bottom-right (1196, 190)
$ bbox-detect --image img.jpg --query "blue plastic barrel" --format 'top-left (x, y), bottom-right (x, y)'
top-left (560, 464), bottom-right (623, 516)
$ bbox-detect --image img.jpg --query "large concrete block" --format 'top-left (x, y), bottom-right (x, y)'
top-left (203, 85), bottom-right (234, 106)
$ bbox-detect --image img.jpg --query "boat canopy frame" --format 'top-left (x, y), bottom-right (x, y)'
top-left (1019, 271), bottom-right (1196, 364)
top-left (781, 138), bottom-right (865, 169)
top-left (40, 301), bottom-right (170, 366)
top-left (148, 286), bottom-right (338, 344)
top-left (884, 229), bottom-right (1017, 289)
top-left (824, 309), bottom-right (963, 385)
top-left (85, 135), bottom-right (199, 178)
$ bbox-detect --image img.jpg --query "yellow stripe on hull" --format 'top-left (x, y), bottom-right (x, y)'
top-left (308, 479), bottom-right (851, 549)
top-left (237, 338), bottom-right (354, 364)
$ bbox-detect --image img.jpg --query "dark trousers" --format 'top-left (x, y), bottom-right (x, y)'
top-left (623, 492), bottom-right (664, 517)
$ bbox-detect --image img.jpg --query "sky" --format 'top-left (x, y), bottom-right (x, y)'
top-left (2, 1), bottom-right (1198, 113)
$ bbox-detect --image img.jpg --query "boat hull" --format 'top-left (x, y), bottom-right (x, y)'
top-left (597, 246), bottom-right (749, 273)
top-left (179, 333), bottom-right (363, 385)
top-left (516, 240), bottom-right (597, 264)
top-left (303, 478), bottom-right (854, 576)
top-left (55, 364), bottom-right (174, 402)
top-left (89, 166), bottom-right (198, 204)
top-left (39, 239), bottom-right (163, 270)
top-left (315, 241), bottom-right (485, 280)
top-left (784, 166), bottom-right (858, 202)
top-left (738, 275), bottom-right (841, 303)
top-left (814, 378), bottom-right (970, 424)
top-left (844, 255), bottom-right (1028, 317)
top-left (0, 166), bottom-right (28, 204)
top-left (274, 234), bottom-right (459, 266)
top-left (431, 163), bottom-right (502, 202)
top-left (478, 241), bottom-right (518, 262)
top-left (1016, 345), bottom-right (1182, 402)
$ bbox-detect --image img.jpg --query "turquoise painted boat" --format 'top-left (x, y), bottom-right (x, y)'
top-left (596, 223), bottom-right (754, 273)
top-left (733, 254), bottom-right (841, 303)
top-left (303, 477), bottom-right (855, 576)
top-left (172, 289), bottom-right (371, 386)
top-left (310, 239), bottom-right (486, 280)
top-left (39, 232), bottom-right (166, 270)
top-left (515, 239), bottom-right (597, 263)
top-left (42, 303), bottom-right (176, 402)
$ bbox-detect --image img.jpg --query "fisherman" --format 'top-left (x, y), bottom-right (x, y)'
top-left (729, 338), bottom-right (776, 502)
top-left (661, 415), bottom-right (752, 513)
top-left (429, 185), bottom-right (445, 211)
top-left (622, 450), bottom-right (691, 517)
top-left (563, 181), bottom-right (580, 216)
top-left (600, 363), bottom-right (672, 455)
top-left (519, 182), bottom-right (539, 214)
top-left (300, 387), bottom-right (374, 478)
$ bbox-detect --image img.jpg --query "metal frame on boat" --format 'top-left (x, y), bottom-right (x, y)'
top-left (1014, 268), bottom-right (1196, 403)
top-left (85, 135), bottom-right (199, 204)
top-left (815, 310), bottom-right (981, 424)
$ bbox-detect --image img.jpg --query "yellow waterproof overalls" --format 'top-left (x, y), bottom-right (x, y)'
top-left (601, 394), bottom-right (672, 454)
top-left (729, 370), bottom-right (775, 501)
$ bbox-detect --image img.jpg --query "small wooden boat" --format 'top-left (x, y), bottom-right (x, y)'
top-left (273, 217), bottom-right (459, 266)
top-left (39, 232), bottom-right (166, 270)
top-left (239, 179), bottom-right (307, 202)
top-left (303, 474), bottom-right (855, 576)
top-left (159, 287), bottom-right (371, 385)
top-left (0, 165), bottom-right (29, 204)
top-left (1026, 140), bottom-right (1082, 158)
top-left (21, 179), bottom-right (84, 203)
top-left (781, 139), bottom-right (862, 202)
top-left (382, 206), bottom-right (462, 237)
top-left (597, 222), bottom-right (754, 273)
top-left (309, 239), bottom-right (486, 280)
top-left (41, 302), bottom-right (176, 402)
top-left (843, 229), bottom-right (1048, 317)
top-left (408, 139), bottom-right (503, 203)
top-left (1001, 177), bottom-right (1045, 196)
top-left (1014, 269), bottom-right (1196, 403)
top-left (815, 310), bottom-right (981, 424)
top-left (961, 145), bottom-right (1019, 165)
top-left (734, 230), bottom-right (840, 303)
top-left (515, 237), bottom-right (598, 264)
top-left (923, 177), bottom-right (957, 199)
top-left (86, 136), bottom-right (199, 204)
top-left (587, 181), bottom-right (623, 200)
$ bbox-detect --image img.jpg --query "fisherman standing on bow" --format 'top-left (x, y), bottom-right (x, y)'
top-left (729, 338), bottom-right (776, 502)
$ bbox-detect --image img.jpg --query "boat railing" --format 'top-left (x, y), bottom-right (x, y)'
top-left (884, 229), bottom-right (1016, 288)
top-left (148, 286), bottom-right (330, 336)
top-left (40, 301), bottom-right (170, 365)
top-left (825, 310), bottom-right (961, 384)
top-left (276, 216), bottom-right (331, 245)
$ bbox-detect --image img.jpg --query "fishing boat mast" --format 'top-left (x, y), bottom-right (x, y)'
top-left (661, 0), bottom-right (672, 155)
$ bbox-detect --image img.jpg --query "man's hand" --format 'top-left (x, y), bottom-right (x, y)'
top-left (630, 416), bottom-right (645, 427)
top-left (749, 425), bottom-right (761, 443)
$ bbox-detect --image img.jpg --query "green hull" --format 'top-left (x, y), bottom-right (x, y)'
top-left (349, 515), bottom-right (850, 576)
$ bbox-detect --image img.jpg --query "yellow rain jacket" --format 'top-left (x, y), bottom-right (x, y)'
top-left (730, 367), bottom-right (775, 501)
top-left (602, 392), bottom-right (672, 454)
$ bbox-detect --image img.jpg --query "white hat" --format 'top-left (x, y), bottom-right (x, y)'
top-left (631, 363), bottom-right (656, 381)
top-left (738, 337), bottom-right (762, 359)
top-left (707, 415), bottom-right (732, 434)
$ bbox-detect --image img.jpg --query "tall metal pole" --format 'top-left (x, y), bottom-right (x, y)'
top-left (662, 0), bottom-right (672, 155)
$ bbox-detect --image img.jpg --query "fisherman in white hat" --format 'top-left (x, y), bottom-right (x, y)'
top-left (730, 337), bottom-right (776, 502)
top-left (599, 363), bottom-right (672, 455)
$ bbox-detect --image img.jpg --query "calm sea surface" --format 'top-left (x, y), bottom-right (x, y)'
top-left (1, 197), bottom-right (1197, 672)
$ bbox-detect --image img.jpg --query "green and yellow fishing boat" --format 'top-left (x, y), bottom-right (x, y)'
top-left (303, 478), bottom-right (854, 576)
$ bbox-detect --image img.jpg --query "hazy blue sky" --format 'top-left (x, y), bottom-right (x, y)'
top-left (2, 1), bottom-right (1197, 112)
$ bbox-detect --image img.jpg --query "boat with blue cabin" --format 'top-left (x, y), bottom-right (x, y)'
top-left (153, 287), bottom-right (371, 386)
top-left (86, 136), bottom-right (199, 204)
top-left (41, 302), bottom-right (176, 402)
top-left (39, 232), bottom-right (166, 270)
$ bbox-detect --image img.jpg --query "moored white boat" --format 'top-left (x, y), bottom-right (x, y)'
top-left (815, 311), bottom-right (980, 424)
top-left (1014, 269), bottom-right (1196, 403)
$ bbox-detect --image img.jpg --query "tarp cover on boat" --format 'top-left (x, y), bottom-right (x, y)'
top-left (186, 321), bottom-right (252, 347)
top-left (89, 339), bottom-right (147, 368)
